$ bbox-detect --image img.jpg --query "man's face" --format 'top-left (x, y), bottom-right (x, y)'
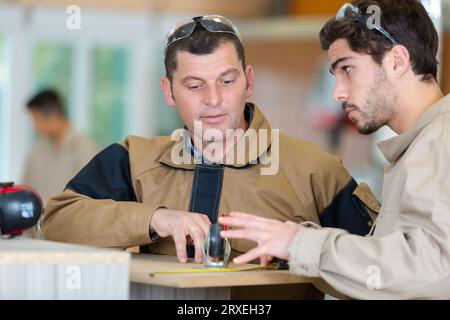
top-left (29, 109), bottom-right (55, 137)
top-left (161, 41), bottom-right (254, 141)
top-left (328, 39), bottom-right (396, 135)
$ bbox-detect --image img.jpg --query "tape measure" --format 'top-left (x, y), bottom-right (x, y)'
top-left (150, 263), bottom-right (279, 275)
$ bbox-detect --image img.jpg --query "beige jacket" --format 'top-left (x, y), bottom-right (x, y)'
top-left (23, 126), bottom-right (98, 204)
top-left (289, 94), bottom-right (450, 299)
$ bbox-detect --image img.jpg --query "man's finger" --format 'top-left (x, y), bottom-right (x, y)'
top-left (219, 215), bottom-right (267, 230)
top-left (229, 211), bottom-right (271, 223)
top-left (189, 226), bottom-right (206, 264)
top-left (200, 213), bottom-right (212, 224)
top-left (220, 229), bottom-right (264, 242)
top-left (193, 213), bottom-right (212, 236)
top-left (172, 229), bottom-right (188, 263)
top-left (260, 254), bottom-right (273, 266)
top-left (228, 211), bottom-right (257, 219)
top-left (233, 245), bottom-right (267, 265)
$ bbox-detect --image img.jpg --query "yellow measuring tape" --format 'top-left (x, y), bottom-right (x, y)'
top-left (150, 263), bottom-right (279, 275)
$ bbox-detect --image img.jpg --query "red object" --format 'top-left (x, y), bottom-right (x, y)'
top-left (219, 213), bottom-right (228, 231)
top-left (1, 186), bottom-right (38, 196)
top-left (7, 229), bottom-right (25, 236)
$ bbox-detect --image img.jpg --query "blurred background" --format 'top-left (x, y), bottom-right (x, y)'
top-left (0, 0), bottom-right (449, 202)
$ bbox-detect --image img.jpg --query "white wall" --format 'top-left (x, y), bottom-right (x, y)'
top-left (0, 4), bottom-right (182, 183)
top-left (0, 6), bottom-right (31, 183)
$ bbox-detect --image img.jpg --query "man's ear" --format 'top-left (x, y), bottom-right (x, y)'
top-left (161, 76), bottom-right (176, 107)
top-left (244, 65), bottom-right (254, 99)
top-left (389, 45), bottom-right (411, 79)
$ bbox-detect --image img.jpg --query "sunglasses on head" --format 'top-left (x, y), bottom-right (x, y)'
top-left (336, 3), bottom-right (397, 45)
top-left (164, 15), bottom-right (242, 55)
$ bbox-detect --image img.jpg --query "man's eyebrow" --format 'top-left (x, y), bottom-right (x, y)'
top-left (329, 57), bottom-right (352, 75)
top-left (181, 76), bottom-right (204, 84)
top-left (220, 68), bottom-right (240, 77)
top-left (181, 68), bottom-right (240, 84)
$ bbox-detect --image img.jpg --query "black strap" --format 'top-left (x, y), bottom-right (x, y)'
top-left (187, 164), bottom-right (225, 258)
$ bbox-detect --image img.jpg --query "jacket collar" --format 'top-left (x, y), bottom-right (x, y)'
top-left (377, 94), bottom-right (450, 164)
top-left (159, 103), bottom-right (273, 169)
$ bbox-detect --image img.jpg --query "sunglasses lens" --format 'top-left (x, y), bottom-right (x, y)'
top-left (201, 15), bottom-right (241, 39)
top-left (165, 21), bottom-right (196, 49)
top-left (336, 4), bottom-right (350, 19)
top-left (201, 19), bottom-right (234, 33)
top-left (336, 3), bottom-right (360, 20)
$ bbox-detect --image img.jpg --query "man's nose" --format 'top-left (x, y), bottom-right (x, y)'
top-left (205, 84), bottom-right (222, 107)
top-left (332, 80), bottom-right (348, 103)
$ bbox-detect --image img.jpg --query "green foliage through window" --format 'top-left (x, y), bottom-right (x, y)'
top-left (90, 47), bottom-right (129, 147)
top-left (32, 42), bottom-right (73, 115)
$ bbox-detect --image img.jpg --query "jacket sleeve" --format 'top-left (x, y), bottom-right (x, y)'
top-left (288, 224), bottom-right (450, 299)
top-left (42, 143), bottom-right (156, 249)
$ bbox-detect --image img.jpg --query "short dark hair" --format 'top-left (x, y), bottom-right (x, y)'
top-left (26, 89), bottom-right (66, 117)
top-left (320, 0), bottom-right (439, 82)
top-left (164, 25), bottom-right (246, 82)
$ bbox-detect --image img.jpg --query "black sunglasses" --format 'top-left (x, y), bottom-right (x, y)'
top-left (164, 15), bottom-right (242, 55)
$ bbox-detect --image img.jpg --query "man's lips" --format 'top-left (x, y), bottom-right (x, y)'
top-left (200, 114), bottom-right (228, 124)
top-left (344, 106), bottom-right (357, 114)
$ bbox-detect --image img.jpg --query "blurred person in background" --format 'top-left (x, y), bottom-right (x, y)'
top-left (23, 89), bottom-right (97, 237)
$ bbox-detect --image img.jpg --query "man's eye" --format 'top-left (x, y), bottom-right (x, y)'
top-left (188, 84), bottom-right (202, 90)
top-left (222, 79), bottom-right (236, 85)
top-left (343, 66), bottom-right (352, 74)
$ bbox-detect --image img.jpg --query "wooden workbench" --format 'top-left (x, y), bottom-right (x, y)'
top-left (129, 253), bottom-right (312, 300)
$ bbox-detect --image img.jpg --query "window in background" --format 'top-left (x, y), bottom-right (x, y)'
top-left (32, 42), bottom-right (74, 114)
top-left (154, 63), bottom-right (184, 136)
top-left (0, 34), bottom-right (7, 179)
top-left (90, 47), bottom-right (129, 148)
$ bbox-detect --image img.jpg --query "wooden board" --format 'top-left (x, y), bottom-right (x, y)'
top-left (130, 253), bottom-right (311, 289)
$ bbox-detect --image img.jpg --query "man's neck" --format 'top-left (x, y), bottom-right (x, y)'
top-left (389, 80), bottom-right (444, 134)
top-left (48, 120), bottom-right (70, 149)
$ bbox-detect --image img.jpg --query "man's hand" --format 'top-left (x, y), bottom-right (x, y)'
top-left (150, 208), bottom-right (211, 264)
top-left (219, 212), bottom-right (301, 265)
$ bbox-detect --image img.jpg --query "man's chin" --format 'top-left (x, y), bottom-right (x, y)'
top-left (357, 123), bottom-right (382, 135)
top-left (191, 120), bottom-right (246, 141)
top-left (201, 125), bottom-right (226, 136)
